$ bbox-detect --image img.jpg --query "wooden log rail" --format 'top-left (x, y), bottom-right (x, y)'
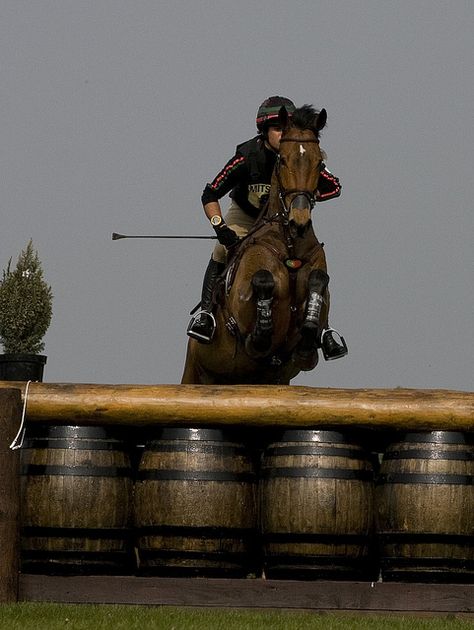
top-left (0, 382), bottom-right (473, 430)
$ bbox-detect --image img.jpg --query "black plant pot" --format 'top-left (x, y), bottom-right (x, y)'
top-left (0, 354), bottom-right (47, 382)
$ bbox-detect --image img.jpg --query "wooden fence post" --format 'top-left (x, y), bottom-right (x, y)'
top-left (0, 388), bottom-right (22, 602)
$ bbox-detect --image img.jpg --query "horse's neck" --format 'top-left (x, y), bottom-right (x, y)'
top-left (268, 175), bottom-right (280, 216)
top-left (294, 227), bottom-right (320, 258)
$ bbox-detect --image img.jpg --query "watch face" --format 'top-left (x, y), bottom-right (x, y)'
top-left (210, 215), bottom-right (222, 227)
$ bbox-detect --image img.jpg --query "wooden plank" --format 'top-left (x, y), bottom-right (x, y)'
top-left (18, 575), bottom-right (474, 612)
top-left (0, 389), bottom-right (22, 602)
top-left (0, 382), bottom-right (473, 431)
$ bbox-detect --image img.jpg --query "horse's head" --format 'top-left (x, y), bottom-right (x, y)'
top-left (274, 105), bottom-right (327, 235)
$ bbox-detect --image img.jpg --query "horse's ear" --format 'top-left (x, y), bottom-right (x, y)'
top-left (278, 106), bottom-right (290, 130)
top-left (316, 108), bottom-right (327, 131)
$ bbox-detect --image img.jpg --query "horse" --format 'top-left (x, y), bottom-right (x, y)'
top-left (182, 105), bottom-right (334, 385)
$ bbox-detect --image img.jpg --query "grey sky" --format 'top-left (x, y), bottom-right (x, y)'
top-left (2, 1), bottom-right (473, 391)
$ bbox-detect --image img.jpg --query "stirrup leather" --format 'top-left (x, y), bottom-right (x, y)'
top-left (187, 311), bottom-right (217, 343)
top-left (321, 328), bottom-right (348, 361)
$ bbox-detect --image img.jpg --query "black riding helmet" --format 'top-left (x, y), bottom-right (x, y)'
top-left (256, 96), bottom-right (296, 133)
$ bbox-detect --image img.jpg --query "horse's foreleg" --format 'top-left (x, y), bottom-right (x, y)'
top-left (304, 268), bottom-right (329, 332)
top-left (293, 268), bottom-right (329, 369)
top-left (245, 269), bottom-right (275, 358)
top-left (181, 339), bottom-right (204, 384)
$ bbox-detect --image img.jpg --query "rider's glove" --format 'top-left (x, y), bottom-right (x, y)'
top-left (214, 224), bottom-right (240, 250)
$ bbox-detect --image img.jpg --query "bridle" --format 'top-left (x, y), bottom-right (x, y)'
top-left (268, 135), bottom-right (322, 257)
top-left (274, 136), bottom-right (321, 217)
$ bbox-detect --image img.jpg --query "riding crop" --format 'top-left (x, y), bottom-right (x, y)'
top-left (112, 232), bottom-right (217, 240)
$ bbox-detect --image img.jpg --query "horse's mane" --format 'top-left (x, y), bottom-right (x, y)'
top-left (290, 104), bottom-right (324, 140)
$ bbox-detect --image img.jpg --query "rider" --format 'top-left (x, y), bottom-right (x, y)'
top-left (187, 96), bottom-right (347, 360)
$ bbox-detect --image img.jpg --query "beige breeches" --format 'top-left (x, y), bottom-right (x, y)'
top-left (211, 201), bottom-right (257, 263)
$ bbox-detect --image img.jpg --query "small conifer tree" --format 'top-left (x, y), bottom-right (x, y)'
top-left (0, 240), bottom-right (53, 354)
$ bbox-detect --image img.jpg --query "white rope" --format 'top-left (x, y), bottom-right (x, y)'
top-left (9, 379), bottom-right (32, 450)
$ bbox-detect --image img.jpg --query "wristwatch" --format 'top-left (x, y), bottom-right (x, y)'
top-left (210, 215), bottom-right (223, 228)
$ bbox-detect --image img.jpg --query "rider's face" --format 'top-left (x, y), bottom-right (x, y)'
top-left (266, 125), bottom-right (283, 152)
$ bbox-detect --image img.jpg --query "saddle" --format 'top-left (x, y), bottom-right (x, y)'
top-left (220, 224), bottom-right (324, 300)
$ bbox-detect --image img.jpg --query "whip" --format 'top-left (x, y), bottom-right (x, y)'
top-left (112, 232), bottom-right (216, 241)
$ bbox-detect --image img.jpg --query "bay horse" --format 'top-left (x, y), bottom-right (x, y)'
top-left (182, 105), bottom-right (333, 385)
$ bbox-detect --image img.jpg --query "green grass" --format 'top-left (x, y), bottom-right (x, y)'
top-left (0, 604), bottom-right (472, 630)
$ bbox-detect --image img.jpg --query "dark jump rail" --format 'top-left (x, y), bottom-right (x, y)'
top-left (19, 575), bottom-right (474, 613)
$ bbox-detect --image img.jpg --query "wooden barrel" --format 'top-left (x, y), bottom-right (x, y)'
top-left (376, 431), bottom-right (474, 582)
top-left (20, 425), bottom-right (133, 574)
top-left (260, 429), bottom-right (376, 580)
top-left (134, 427), bottom-right (258, 577)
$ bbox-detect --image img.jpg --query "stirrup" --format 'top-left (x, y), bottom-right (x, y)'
top-left (187, 311), bottom-right (217, 344)
top-left (321, 328), bottom-right (348, 361)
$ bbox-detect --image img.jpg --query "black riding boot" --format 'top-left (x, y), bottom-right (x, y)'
top-left (321, 328), bottom-right (348, 360)
top-left (187, 259), bottom-right (225, 343)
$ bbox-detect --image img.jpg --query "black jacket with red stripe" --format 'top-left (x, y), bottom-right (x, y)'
top-left (201, 135), bottom-right (341, 218)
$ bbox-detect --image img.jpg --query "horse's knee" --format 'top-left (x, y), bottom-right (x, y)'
top-left (246, 270), bottom-right (275, 357)
top-left (252, 270), bottom-right (274, 331)
top-left (308, 269), bottom-right (329, 295)
top-left (251, 269), bottom-right (274, 300)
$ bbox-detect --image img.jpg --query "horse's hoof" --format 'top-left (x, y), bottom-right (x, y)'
top-left (293, 349), bottom-right (319, 371)
top-left (245, 334), bottom-right (271, 359)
